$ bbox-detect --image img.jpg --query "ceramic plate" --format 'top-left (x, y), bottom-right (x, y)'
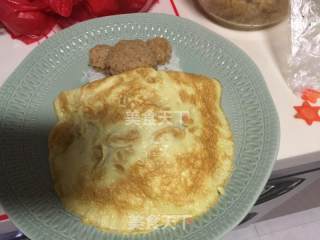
top-left (0, 13), bottom-right (279, 240)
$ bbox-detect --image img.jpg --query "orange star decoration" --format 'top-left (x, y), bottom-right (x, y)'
top-left (302, 89), bottom-right (320, 103)
top-left (294, 101), bottom-right (320, 125)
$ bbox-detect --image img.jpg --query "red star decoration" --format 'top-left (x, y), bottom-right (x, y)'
top-left (294, 101), bottom-right (320, 125)
top-left (302, 89), bottom-right (320, 103)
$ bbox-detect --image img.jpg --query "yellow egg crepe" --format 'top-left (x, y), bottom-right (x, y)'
top-left (48, 67), bottom-right (234, 233)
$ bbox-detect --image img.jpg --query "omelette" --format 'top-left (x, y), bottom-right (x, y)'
top-left (48, 68), bottom-right (234, 233)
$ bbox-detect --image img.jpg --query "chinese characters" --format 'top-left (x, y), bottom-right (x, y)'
top-left (128, 214), bottom-right (192, 231)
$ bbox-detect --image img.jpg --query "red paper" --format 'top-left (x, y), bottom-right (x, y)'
top-left (3, 0), bottom-right (48, 11)
top-left (0, 0), bottom-right (159, 44)
top-left (120, 0), bottom-right (149, 12)
top-left (57, 0), bottom-right (157, 28)
top-left (302, 89), bottom-right (320, 104)
top-left (86, 0), bottom-right (121, 16)
top-left (56, 1), bottom-right (92, 28)
top-left (0, 214), bottom-right (8, 222)
top-left (40, 0), bottom-right (77, 17)
top-left (0, 0), bottom-right (55, 44)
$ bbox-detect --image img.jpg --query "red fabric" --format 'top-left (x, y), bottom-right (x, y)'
top-left (0, 0), bottom-right (159, 44)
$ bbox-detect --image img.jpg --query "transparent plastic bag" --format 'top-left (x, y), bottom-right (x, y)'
top-left (288, 0), bottom-right (320, 93)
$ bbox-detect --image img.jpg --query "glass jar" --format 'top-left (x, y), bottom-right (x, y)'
top-left (197, 0), bottom-right (289, 30)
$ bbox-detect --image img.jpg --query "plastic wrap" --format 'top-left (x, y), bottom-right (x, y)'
top-left (289, 0), bottom-right (320, 93)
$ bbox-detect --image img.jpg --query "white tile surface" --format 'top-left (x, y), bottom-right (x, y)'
top-left (259, 225), bottom-right (305, 240)
top-left (223, 225), bottom-right (259, 240)
top-left (223, 207), bottom-right (320, 239)
top-left (255, 207), bottom-right (320, 236)
top-left (313, 206), bottom-right (320, 218)
top-left (259, 220), bottom-right (320, 240)
top-left (301, 221), bottom-right (320, 239)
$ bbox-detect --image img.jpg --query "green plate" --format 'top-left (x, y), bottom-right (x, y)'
top-left (0, 13), bottom-right (279, 240)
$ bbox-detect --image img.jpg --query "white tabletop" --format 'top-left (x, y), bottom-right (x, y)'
top-left (1, 1), bottom-right (320, 171)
